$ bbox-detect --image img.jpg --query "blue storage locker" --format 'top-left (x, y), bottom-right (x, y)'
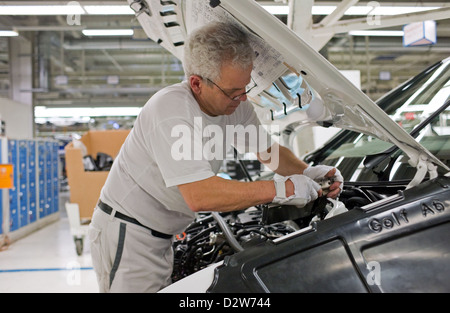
top-left (38, 141), bottom-right (47, 218)
top-left (0, 139), bottom-right (2, 235)
top-left (8, 140), bottom-right (19, 232)
top-left (18, 140), bottom-right (29, 228)
top-left (2, 138), bottom-right (60, 233)
top-left (45, 142), bottom-right (53, 215)
top-left (28, 141), bottom-right (37, 223)
top-left (52, 142), bottom-right (59, 214)
top-left (0, 181), bottom-right (2, 235)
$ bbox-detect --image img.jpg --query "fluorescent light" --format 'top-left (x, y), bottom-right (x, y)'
top-left (35, 107), bottom-right (142, 118)
top-left (82, 29), bottom-right (134, 36)
top-left (261, 5), bottom-right (290, 15)
top-left (311, 6), bottom-right (338, 15)
top-left (263, 5), bottom-right (442, 16)
top-left (0, 3), bottom-right (442, 18)
top-left (0, 4), bottom-right (133, 16)
top-left (83, 5), bottom-right (134, 15)
top-left (0, 30), bottom-right (19, 37)
top-left (363, 6), bottom-right (440, 16)
top-left (0, 5), bottom-right (85, 15)
top-left (349, 30), bottom-right (405, 37)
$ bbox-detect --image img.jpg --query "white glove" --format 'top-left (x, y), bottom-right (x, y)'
top-left (303, 165), bottom-right (344, 193)
top-left (273, 174), bottom-right (321, 207)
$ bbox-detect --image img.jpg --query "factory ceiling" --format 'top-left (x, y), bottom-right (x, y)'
top-left (0, 0), bottom-right (449, 112)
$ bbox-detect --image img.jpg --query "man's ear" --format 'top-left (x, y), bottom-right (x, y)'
top-left (189, 75), bottom-right (203, 95)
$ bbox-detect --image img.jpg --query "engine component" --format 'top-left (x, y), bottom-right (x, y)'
top-left (171, 182), bottom-right (396, 283)
top-left (171, 209), bottom-right (298, 282)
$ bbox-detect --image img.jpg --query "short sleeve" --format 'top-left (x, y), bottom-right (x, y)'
top-left (149, 117), bottom-right (216, 187)
top-left (232, 101), bottom-right (274, 154)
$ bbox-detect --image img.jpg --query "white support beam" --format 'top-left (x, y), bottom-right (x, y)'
top-left (313, 7), bottom-right (450, 36)
top-left (317, 0), bottom-right (360, 28)
top-left (308, 0), bottom-right (361, 51)
top-left (287, 0), bottom-right (315, 48)
top-left (8, 36), bottom-right (34, 137)
top-left (288, 0), bottom-right (313, 31)
top-left (283, 1), bottom-right (450, 50)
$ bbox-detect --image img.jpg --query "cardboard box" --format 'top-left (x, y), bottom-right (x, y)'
top-left (65, 130), bottom-right (130, 219)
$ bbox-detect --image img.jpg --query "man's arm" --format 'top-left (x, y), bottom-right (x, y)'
top-left (178, 143), bottom-right (340, 213)
top-left (177, 144), bottom-right (305, 213)
top-left (178, 176), bottom-right (294, 213)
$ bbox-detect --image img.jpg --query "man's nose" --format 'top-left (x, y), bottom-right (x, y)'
top-left (237, 94), bottom-right (247, 101)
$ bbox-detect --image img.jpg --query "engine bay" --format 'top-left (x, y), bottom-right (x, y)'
top-left (171, 180), bottom-right (407, 282)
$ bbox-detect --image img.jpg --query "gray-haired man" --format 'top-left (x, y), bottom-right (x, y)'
top-left (88, 22), bottom-right (343, 293)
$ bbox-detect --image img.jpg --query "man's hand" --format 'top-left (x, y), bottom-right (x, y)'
top-left (273, 174), bottom-right (321, 207)
top-left (303, 165), bottom-right (343, 199)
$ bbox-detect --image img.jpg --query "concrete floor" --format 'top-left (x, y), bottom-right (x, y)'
top-left (0, 192), bottom-right (98, 293)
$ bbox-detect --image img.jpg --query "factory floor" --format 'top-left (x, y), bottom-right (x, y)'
top-left (0, 192), bottom-right (98, 293)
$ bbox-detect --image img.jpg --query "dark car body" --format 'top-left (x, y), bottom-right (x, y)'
top-left (129, 0), bottom-right (450, 292)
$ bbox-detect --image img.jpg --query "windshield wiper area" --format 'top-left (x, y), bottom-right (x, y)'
top-left (363, 99), bottom-right (450, 176)
top-left (363, 145), bottom-right (397, 170)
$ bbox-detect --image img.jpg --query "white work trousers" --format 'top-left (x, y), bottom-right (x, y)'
top-left (88, 207), bottom-right (174, 293)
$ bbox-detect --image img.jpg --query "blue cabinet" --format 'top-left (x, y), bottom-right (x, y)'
top-left (51, 142), bottom-right (59, 215)
top-left (28, 141), bottom-right (37, 224)
top-left (0, 184), bottom-right (2, 235)
top-left (0, 181), bottom-right (2, 235)
top-left (18, 140), bottom-right (29, 228)
top-left (38, 141), bottom-right (46, 218)
top-left (45, 142), bottom-right (53, 215)
top-left (1, 138), bottom-right (59, 234)
top-left (8, 140), bottom-right (19, 232)
top-left (0, 140), bottom-right (3, 235)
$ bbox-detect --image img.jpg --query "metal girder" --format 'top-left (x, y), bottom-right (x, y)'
top-left (287, 0), bottom-right (316, 48)
top-left (288, 0), bottom-right (313, 32)
top-left (288, 0), bottom-right (361, 50)
top-left (289, 0), bottom-right (360, 50)
top-left (313, 7), bottom-right (450, 36)
top-left (287, 1), bottom-right (450, 51)
top-left (317, 0), bottom-right (360, 28)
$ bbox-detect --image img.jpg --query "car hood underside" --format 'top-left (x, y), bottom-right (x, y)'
top-left (128, 0), bottom-right (450, 185)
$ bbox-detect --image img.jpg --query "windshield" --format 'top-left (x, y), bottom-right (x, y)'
top-left (315, 59), bottom-right (450, 183)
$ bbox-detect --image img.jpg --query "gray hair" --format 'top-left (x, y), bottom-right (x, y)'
top-left (183, 22), bottom-right (254, 82)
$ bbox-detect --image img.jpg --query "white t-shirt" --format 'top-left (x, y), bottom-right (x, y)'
top-left (100, 81), bottom-right (272, 234)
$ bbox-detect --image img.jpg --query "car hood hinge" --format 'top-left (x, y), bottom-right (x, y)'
top-left (407, 154), bottom-right (438, 189)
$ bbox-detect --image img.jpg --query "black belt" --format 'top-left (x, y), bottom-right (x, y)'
top-left (98, 200), bottom-right (173, 239)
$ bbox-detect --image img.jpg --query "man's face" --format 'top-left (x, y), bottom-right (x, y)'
top-left (197, 63), bottom-right (253, 116)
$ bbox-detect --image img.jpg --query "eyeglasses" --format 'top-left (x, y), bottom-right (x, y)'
top-left (206, 77), bottom-right (257, 101)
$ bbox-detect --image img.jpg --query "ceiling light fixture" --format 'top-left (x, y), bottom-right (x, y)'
top-left (0, 30), bottom-right (19, 37)
top-left (346, 6), bottom-right (440, 16)
top-left (35, 106), bottom-right (142, 118)
top-left (263, 5), bottom-right (441, 16)
top-left (261, 5), bottom-right (290, 15)
top-left (349, 30), bottom-right (405, 37)
top-left (0, 4), bottom-right (132, 16)
top-left (83, 5), bottom-right (134, 15)
top-left (82, 29), bottom-right (134, 36)
top-left (0, 4), bottom-right (442, 17)
top-left (0, 5), bottom-right (85, 15)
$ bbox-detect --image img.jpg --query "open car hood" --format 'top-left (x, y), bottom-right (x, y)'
top-left (128, 0), bottom-right (450, 184)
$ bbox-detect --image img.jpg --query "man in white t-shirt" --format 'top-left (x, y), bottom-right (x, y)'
top-left (88, 22), bottom-right (343, 293)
